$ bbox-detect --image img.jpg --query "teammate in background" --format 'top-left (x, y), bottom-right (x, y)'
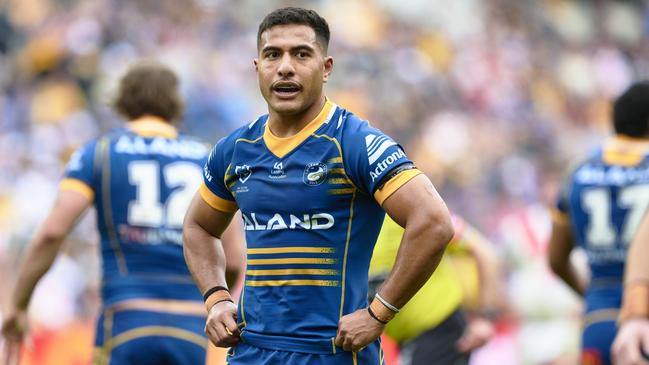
top-left (369, 214), bottom-right (503, 365)
top-left (1, 61), bottom-right (244, 365)
top-left (183, 7), bottom-right (454, 365)
top-left (612, 210), bottom-right (649, 364)
top-left (548, 81), bottom-right (649, 365)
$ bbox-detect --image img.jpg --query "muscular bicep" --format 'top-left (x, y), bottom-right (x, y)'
top-left (382, 174), bottom-right (451, 229)
top-left (184, 191), bottom-right (236, 239)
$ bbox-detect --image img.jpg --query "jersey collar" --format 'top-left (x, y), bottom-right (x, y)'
top-left (602, 134), bottom-right (649, 166)
top-left (126, 116), bottom-right (178, 138)
top-left (263, 99), bottom-right (335, 158)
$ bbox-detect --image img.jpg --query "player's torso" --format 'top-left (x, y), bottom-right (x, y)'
top-left (567, 146), bottom-right (649, 309)
top-left (226, 116), bottom-right (385, 342)
top-left (96, 130), bottom-right (208, 302)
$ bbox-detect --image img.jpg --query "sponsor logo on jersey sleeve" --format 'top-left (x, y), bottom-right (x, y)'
top-left (369, 149), bottom-right (406, 181)
top-left (365, 134), bottom-right (397, 164)
top-left (303, 162), bottom-right (328, 186)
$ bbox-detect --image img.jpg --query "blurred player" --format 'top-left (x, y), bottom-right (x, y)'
top-left (183, 7), bottom-right (454, 365)
top-left (612, 211), bottom-right (649, 365)
top-left (548, 81), bottom-right (649, 365)
top-left (369, 214), bottom-right (503, 365)
top-left (1, 61), bottom-right (244, 365)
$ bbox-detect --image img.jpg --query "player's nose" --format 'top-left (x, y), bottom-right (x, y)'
top-left (277, 53), bottom-right (295, 77)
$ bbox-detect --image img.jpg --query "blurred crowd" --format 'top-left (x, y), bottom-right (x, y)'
top-left (1, 0), bottom-right (648, 364)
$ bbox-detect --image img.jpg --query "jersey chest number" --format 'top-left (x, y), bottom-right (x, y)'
top-left (127, 161), bottom-right (202, 228)
top-left (581, 184), bottom-right (649, 248)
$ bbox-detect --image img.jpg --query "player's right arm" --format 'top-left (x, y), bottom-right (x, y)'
top-left (183, 137), bottom-right (242, 348)
top-left (183, 192), bottom-right (240, 347)
top-left (612, 213), bottom-right (649, 365)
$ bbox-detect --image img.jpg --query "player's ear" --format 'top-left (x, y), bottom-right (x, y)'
top-left (323, 56), bottom-right (333, 83)
top-left (254, 58), bottom-right (259, 72)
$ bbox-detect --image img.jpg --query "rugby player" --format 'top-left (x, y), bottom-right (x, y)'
top-left (549, 81), bottom-right (649, 365)
top-left (183, 7), bottom-right (454, 365)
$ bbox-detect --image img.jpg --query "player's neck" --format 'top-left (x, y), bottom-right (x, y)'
top-left (268, 97), bottom-right (326, 137)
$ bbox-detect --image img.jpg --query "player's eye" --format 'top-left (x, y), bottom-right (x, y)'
top-left (265, 51), bottom-right (280, 59)
top-left (296, 51), bottom-right (310, 59)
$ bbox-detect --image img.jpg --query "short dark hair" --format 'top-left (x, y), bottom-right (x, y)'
top-left (613, 81), bottom-right (649, 137)
top-left (113, 61), bottom-right (183, 122)
top-left (257, 7), bottom-right (330, 52)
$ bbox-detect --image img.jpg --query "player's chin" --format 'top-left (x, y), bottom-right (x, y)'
top-left (269, 99), bottom-right (304, 114)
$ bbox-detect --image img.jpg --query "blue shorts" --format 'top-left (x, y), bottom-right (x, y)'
top-left (581, 315), bottom-right (617, 365)
top-left (93, 307), bottom-right (207, 365)
top-left (227, 341), bottom-right (385, 365)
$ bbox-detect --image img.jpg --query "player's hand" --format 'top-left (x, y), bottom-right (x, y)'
top-left (612, 318), bottom-right (649, 365)
top-left (204, 301), bottom-right (240, 348)
top-left (1, 309), bottom-right (28, 365)
top-left (335, 308), bottom-right (384, 352)
top-left (456, 316), bottom-right (495, 353)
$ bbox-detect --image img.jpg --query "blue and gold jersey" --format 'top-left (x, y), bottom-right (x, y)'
top-left (201, 100), bottom-right (421, 354)
top-left (61, 117), bottom-right (209, 306)
top-left (556, 136), bottom-right (649, 313)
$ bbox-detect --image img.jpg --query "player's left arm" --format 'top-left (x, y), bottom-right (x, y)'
top-left (335, 174), bottom-right (454, 352)
top-left (1, 189), bottom-right (92, 355)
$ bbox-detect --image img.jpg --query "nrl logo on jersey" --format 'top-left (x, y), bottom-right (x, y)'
top-left (235, 165), bottom-right (252, 183)
top-left (242, 212), bottom-right (334, 231)
top-left (303, 162), bottom-right (327, 186)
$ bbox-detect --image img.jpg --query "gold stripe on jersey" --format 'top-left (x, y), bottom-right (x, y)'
top-left (99, 138), bottom-right (128, 276)
top-left (246, 279), bottom-right (340, 287)
top-left (60, 178), bottom-right (95, 201)
top-left (247, 246), bottom-right (335, 254)
top-left (328, 157), bottom-right (343, 164)
top-left (329, 168), bottom-right (347, 176)
top-left (339, 191), bottom-right (356, 319)
top-left (247, 269), bottom-right (339, 276)
top-left (107, 326), bottom-right (207, 349)
top-left (312, 134), bottom-right (360, 191)
top-left (247, 258), bottom-right (336, 265)
top-left (327, 178), bottom-right (350, 185)
top-left (264, 100), bottom-right (335, 158)
top-left (583, 308), bottom-right (619, 328)
top-left (374, 169), bottom-right (422, 206)
top-left (328, 188), bottom-right (355, 195)
top-left (126, 116), bottom-right (178, 138)
top-left (199, 183), bottom-right (238, 213)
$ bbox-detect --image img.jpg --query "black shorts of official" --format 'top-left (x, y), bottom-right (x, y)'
top-left (398, 308), bottom-right (470, 365)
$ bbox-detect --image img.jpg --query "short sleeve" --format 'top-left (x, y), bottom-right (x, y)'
top-left (60, 140), bottom-right (98, 200)
top-left (200, 138), bottom-right (239, 213)
top-left (342, 118), bottom-right (421, 205)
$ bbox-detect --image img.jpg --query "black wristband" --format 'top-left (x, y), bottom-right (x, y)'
top-left (203, 286), bottom-right (229, 302)
top-left (367, 306), bottom-right (388, 325)
top-left (215, 298), bottom-right (235, 306)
